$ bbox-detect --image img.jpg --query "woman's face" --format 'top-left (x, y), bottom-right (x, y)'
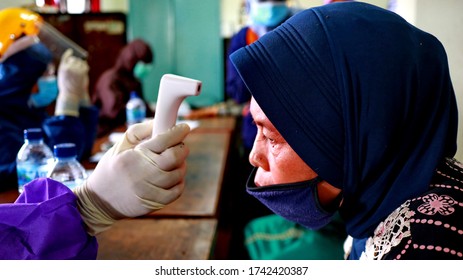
top-left (248, 97), bottom-right (342, 207)
top-left (249, 98), bottom-right (318, 186)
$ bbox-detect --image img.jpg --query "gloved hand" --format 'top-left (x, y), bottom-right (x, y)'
top-left (55, 49), bottom-right (91, 117)
top-left (73, 120), bottom-right (190, 235)
top-left (0, 35), bottom-right (38, 62)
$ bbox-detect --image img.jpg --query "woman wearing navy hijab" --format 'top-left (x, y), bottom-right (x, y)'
top-left (230, 2), bottom-right (462, 259)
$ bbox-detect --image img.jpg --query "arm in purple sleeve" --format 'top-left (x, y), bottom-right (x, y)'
top-left (0, 178), bottom-right (97, 259)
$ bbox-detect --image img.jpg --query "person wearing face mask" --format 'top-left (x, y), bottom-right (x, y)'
top-left (0, 8), bottom-right (99, 191)
top-left (29, 63), bottom-right (58, 108)
top-left (230, 2), bottom-right (463, 259)
top-left (228, 0), bottom-right (349, 260)
top-left (92, 38), bottom-right (154, 136)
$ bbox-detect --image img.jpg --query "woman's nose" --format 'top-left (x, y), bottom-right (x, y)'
top-left (248, 140), bottom-right (269, 170)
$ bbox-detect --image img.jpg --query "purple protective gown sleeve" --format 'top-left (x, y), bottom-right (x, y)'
top-left (0, 178), bottom-right (98, 259)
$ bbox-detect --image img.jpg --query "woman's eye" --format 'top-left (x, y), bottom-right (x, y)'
top-left (256, 126), bottom-right (277, 144)
top-left (263, 134), bottom-right (275, 143)
top-left (256, 134), bottom-right (274, 143)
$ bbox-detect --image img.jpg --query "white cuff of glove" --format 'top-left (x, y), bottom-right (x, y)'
top-left (73, 178), bottom-right (166, 236)
top-left (80, 93), bottom-right (92, 107)
top-left (55, 93), bottom-right (80, 117)
top-left (73, 182), bottom-right (116, 236)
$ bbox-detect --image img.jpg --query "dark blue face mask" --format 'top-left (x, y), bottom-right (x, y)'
top-left (246, 167), bottom-right (339, 230)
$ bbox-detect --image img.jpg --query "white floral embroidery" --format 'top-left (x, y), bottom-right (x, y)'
top-left (417, 194), bottom-right (456, 215)
top-left (360, 201), bottom-right (414, 260)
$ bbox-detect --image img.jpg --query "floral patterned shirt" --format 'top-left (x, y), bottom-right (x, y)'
top-left (360, 158), bottom-right (463, 260)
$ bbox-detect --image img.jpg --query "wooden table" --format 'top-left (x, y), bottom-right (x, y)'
top-left (192, 116), bottom-right (236, 133)
top-left (0, 189), bottom-right (18, 203)
top-left (96, 218), bottom-right (218, 260)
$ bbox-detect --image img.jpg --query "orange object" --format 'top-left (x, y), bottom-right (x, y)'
top-left (246, 28), bottom-right (259, 45)
top-left (0, 8), bottom-right (42, 58)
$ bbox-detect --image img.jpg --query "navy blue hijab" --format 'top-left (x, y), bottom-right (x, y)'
top-left (230, 2), bottom-right (458, 238)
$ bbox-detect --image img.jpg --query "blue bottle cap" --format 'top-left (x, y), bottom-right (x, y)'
top-left (24, 128), bottom-right (43, 141)
top-left (54, 143), bottom-right (77, 158)
top-left (130, 91), bottom-right (138, 99)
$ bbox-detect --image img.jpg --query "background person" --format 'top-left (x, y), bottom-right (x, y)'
top-left (92, 38), bottom-right (154, 136)
top-left (0, 7), bottom-right (98, 191)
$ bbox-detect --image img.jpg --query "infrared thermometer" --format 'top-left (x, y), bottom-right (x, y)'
top-left (152, 74), bottom-right (202, 137)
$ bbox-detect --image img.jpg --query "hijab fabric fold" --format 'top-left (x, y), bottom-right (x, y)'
top-left (230, 2), bottom-right (458, 238)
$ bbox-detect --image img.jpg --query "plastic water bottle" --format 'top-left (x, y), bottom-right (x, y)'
top-left (48, 143), bottom-right (87, 190)
top-left (126, 91), bottom-right (146, 126)
top-left (16, 128), bottom-right (54, 193)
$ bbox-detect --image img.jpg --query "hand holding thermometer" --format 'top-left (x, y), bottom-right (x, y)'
top-left (152, 74), bottom-right (202, 137)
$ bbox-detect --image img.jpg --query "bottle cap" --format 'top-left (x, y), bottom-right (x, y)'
top-left (130, 91), bottom-right (138, 99)
top-left (54, 143), bottom-right (77, 158)
top-left (24, 128), bottom-right (43, 141)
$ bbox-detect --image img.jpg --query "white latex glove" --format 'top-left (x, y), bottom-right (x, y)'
top-left (73, 120), bottom-right (190, 235)
top-left (0, 35), bottom-right (39, 62)
top-left (55, 49), bottom-right (91, 117)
